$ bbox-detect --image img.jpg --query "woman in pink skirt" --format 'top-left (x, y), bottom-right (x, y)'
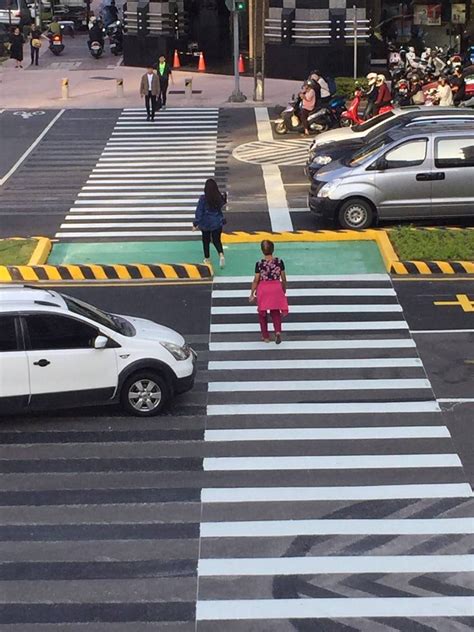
top-left (249, 240), bottom-right (288, 344)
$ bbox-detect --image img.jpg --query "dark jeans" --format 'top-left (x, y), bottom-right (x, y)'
top-left (202, 229), bottom-right (223, 259)
top-left (145, 92), bottom-right (157, 119)
top-left (158, 79), bottom-right (169, 107)
top-left (300, 108), bottom-right (313, 131)
top-left (30, 45), bottom-right (39, 65)
top-left (364, 100), bottom-right (376, 119)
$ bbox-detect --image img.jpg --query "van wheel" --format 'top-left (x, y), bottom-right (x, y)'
top-left (338, 198), bottom-right (374, 229)
top-left (120, 371), bottom-right (169, 417)
top-left (275, 121), bottom-right (287, 135)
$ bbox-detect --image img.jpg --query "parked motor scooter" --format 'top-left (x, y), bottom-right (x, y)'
top-left (340, 88), bottom-right (393, 127)
top-left (107, 20), bottom-right (122, 56)
top-left (275, 96), bottom-right (344, 135)
top-left (48, 32), bottom-right (64, 55)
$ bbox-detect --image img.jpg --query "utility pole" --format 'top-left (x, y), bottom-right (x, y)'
top-left (353, 4), bottom-right (357, 80)
top-left (253, 0), bottom-right (266, 101)
top-left (226, 0), bottom-right (247, 102)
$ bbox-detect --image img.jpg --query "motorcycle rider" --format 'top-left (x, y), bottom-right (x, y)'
top-left (309, 70), bottom-right (331, 105)
top-left (405, 46), bottom-right (419, 71)
top-left (103, 0), bottom-right (119, 28)
top-left (48, 16), bottom-right (61, 37)
top-left (409, 75), bottom-right (425, 105)
top-left (364, 73), bottom-right (378, 119)
top-left (375, 74), bottom-right (392, 113)
top-left (88, 18), bottom-right (104, 50)
top-left (298, 80), bottom-right (317, 135)
top-left (451, 67), bottom-right (466, 106)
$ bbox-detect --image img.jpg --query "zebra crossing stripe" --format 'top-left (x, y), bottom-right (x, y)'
top-left (210, 321), bottom-right (409, 333)
top-left (204, 426), bottom-right (450, 441)
top-left (200, 517), bottom-right (474, 537)
top-left (211, 304), bottom-right (403, 314)
top-left (208, 378), bottom-right (431, 392)
top-left (209, 339), bottom-right (416, 350)
top-left (198, 555), bottom-right (474, 576)
top-left (203, 454), bottom-right (461, 471)
top-left (208, 358), bottom-right (420, 370)
top-left (201, 484), bottom-right (473, 502)
top-left (196, 597), bottom-right (474, 620)
top-left (207, 402), bottom-right (440, 415)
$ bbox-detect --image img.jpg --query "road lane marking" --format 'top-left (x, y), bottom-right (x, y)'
top-left (212, 288), bottom-right (397, 297)
top-left (0, 110), bottom-right (64, 187)
top-left (209, 358), bottom-right (420, 370)
top-left (211, 304), bottom-right (402, 314)
top-left (213, 274), bottom-right (390, 283)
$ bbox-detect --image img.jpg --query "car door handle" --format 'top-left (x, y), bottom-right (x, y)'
top-left (33, 359), bottom-right (50, 367)
top-left (416, 173), bottom-right (432, 181)
top-left (434, 172), bottom-right (445, 180)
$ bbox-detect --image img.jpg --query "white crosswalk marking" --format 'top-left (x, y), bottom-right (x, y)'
top-left (55, 108), bottom-right (220, 241)
top-left (197, 274), bottom-right (474, 628)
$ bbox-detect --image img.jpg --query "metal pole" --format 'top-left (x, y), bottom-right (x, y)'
top-left (353, 4), bottom-right (358, 79)
top-left (228, 7), bottom-right (246, 102)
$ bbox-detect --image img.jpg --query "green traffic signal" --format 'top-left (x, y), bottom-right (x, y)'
top-left (235, 1), bottom-right (246, 10)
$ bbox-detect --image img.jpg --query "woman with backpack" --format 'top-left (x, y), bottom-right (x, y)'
top-left (192, 179), bottom-right (227, 268)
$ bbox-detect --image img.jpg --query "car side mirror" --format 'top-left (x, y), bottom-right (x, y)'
top-left (94, 335), bottom-right (108, 349)
top-left (376, 157), bottom-right (389, 170)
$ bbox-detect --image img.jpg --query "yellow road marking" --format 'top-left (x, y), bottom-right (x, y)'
top-left (434, 294), bottom-right (474, 312)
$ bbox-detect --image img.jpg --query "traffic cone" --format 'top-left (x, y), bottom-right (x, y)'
top-left (198, 51), bottom-right (206, 72)
top-left (172, 49), bottom-right (180, 69)
top-left (238, 54), bottom-right (245, 73)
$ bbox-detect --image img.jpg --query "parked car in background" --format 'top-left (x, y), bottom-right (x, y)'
top-left (0, 0), bottom-right (31, 27)
top-left (306, 110), bottom-right (474, 179)
top-left (0, 286), bottom-right (197, 417)
top-left (309, 124), bottom-right (474, 229)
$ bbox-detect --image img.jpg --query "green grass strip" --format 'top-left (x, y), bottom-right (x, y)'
top-left (0, 239), bottom-right (37, 265)
top-left (389, 227), bottom-right (474, 261)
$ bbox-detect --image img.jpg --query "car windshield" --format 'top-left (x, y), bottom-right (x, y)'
top-left (352, 110), bottom-right (396, 133)
top-left (62, 294), bottom-right (135, 337)
top-left (347, 135), bottom-right (392, 167)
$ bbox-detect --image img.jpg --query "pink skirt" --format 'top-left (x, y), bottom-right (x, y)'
top-left (256, 280), bottom-right (289, 315)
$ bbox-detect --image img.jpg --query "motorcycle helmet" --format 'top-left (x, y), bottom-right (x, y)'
top-left (376, 74), bottom-right (386, 86)
top-left (366, 72), bottom-right (377, 85)
top-left (408, 46), bottom-right (415, 53)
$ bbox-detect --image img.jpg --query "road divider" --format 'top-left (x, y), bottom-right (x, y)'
top-left (0, 262), bottom-right (212, 282)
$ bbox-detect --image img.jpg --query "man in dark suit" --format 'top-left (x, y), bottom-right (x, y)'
top-left (139, 66), bottom-right (159, 121)
top-left (156, 55), bottom-right (174, 110)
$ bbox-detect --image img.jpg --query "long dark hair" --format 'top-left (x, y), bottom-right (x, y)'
top-left (204, 178), bottom-right (224, 210)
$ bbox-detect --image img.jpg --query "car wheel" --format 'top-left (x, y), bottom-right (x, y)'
top-left (338, 198), bottom-right (374, 229)
top-left (120, 371), bottom-right (169, 417)
top-left (275, 121), bottom-right (287, 135)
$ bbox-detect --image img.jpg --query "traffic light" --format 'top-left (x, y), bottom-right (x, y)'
top-left (330, 10), bottom-right (345, 46)
top-left (281, 8), bottom-right (295, 46)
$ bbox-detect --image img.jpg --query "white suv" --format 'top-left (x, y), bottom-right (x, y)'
top-left (0, 286), bottom-right (196, 417)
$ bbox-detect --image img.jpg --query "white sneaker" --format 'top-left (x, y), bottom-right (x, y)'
top-left (219, 254), bottom-right (225, 268)
top-left (203, 258), bottom-right (211, 265)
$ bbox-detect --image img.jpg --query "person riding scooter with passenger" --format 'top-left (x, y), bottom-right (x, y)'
top-left (298, 80), bottom-right (318, 135)
top-left (363, 73), bottom-right (378, 118)
top-left (308, 70), bottom-right (331, 106)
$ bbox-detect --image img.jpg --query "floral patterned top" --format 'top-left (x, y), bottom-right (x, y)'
top-left (255, 257), bottom-right (285, 281)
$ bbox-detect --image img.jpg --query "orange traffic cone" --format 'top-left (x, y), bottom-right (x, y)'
top-left (238, 54), bottom-right (245, 73)
top-left (198, 51), bottom-right (206, 72)
top-left (172, 49), bottom-right (181, 69)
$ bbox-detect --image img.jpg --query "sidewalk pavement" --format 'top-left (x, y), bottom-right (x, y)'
top-left (0, 61), bottom-right (300, 109)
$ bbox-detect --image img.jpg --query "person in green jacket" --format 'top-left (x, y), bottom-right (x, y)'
top-left (156, 55), bottom-right (174, 110)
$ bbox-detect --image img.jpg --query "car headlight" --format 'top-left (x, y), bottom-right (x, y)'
top-left (317, 178), bottom-right (342, 198)
top-left (160, 341), bottom-right (191, 361)
top-left (313, 155), bottom-right (333, 166)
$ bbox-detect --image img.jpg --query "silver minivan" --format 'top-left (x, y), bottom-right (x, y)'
top-left (309, 124), bottom-right (474, 228)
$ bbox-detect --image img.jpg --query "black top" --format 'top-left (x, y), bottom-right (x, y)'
top-left (255, 257), bottom-right (285, 281)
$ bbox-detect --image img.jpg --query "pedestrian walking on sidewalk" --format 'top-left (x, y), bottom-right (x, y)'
top-left (250, 240), bottom-right (288, 344)
top-left (156, 55), bottom-right (173, 110)
top-left (29, 25), bottom-right (42, 67)
top-left (139, 66), bottom-right (159, 121)
top-left (9, 27), bottom-right (24, 68)
top-left (192, 178), bottom-right (227, 268)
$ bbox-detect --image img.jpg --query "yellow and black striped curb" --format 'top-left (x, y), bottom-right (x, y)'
top-left (0, 263), bottom-right (212, 282)
top-left (391, 261), bottom-right (474, 275)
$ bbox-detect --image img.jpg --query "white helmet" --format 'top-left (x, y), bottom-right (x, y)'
top-left (366, 72), bottom-right (377, 85)
top-left (408, 46), bottom-right (415, 53)
top-left (376, 74), bottom-right (386, 85)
